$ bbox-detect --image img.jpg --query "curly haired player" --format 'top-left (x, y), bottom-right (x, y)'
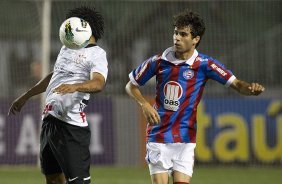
top-left (8, 6), bottom-right (107, 184)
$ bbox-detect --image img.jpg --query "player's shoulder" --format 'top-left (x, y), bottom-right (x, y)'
top-left (150, 54), bottom-right (162, 62)
top-left (197, 53), bottom-right (212, 62)
top-left (84, 45), bottom-right (107, 63)
top-left (86, 45), bottom-right (106, 55)
top-left (197, 53), bottom-right (221, 64)
top-left (142, 54), bottom-right (162, 65)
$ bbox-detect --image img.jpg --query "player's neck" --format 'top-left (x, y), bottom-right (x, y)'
top-left (88, 36), bottom-right (96, 44)
top-left (175, 48), bottom-right (195, 60)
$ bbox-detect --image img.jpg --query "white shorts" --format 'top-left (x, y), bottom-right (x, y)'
top-left (145, 142), bottom-right (196, 177)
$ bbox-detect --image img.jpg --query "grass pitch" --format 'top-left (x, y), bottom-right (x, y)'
top-left (0, 166), bottom-right (281, 184)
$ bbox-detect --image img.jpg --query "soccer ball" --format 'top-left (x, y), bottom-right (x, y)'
top-left (59, 17), bottom-right (92, 50)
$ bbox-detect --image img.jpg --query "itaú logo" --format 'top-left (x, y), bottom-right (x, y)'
top-left (163, 81), bottom-right (183, 111)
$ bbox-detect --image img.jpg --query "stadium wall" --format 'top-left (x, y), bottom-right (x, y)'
top-left (1, 97), bottom-right (282, 166)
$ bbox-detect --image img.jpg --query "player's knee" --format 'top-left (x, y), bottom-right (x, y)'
top-left (45, 173), bottom-right (66, 184)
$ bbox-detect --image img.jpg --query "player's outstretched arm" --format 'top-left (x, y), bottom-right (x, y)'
top-left (8, 72), bottom-right (53, 115)
top-left (53, 72), bottom-right (105, 94)
top-left (125, 81), bottom-right (160, 125)
top-left (230, 78), bottom-right (265, 96)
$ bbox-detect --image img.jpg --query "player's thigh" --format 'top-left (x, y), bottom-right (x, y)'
top-left (172, 143), bottom-right (195, 177)
top-left (42, 115), bottom-right (91, 182)
top-left (145, 143), bottom-right (173, 169)
top-left (40, 125), bottom-right (63, 175)
top-left (151, 172), bottom-right (169, 184)
top-left (59, 122), bottom-right (91, 182)
top-left (173, 170), bottom-right (191, 183)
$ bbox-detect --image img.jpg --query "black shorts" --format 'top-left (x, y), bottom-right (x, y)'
top-left (40, 115), bottom-right (91, 183)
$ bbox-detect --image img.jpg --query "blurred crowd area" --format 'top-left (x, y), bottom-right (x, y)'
top-left (0, 0), bottom-right (281, 99)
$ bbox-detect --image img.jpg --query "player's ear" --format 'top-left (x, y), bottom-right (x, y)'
top-left (193, 36), bottom-right (200, 45)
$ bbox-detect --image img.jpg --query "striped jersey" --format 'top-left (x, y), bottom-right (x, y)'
top-left (129, 47), bottom-right (236, 143)
top-left (43, 45), bottom-right (108, 127)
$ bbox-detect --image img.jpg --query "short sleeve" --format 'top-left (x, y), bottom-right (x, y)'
top-left (129, 56), bottom-right (158, 86)
top-left (206, 58), bottom-right (236, 87)
top-left (90, 50), bottom-right (108, 81)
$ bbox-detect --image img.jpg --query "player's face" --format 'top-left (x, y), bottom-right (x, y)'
top-left (173, 26), bottom-right (199, 58)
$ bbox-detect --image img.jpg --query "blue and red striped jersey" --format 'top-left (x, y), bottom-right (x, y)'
top-left (129, 47), bottom-right (236, 143)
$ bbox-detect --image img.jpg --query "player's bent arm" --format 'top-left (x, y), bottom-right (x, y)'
top-left (125, 81), bottom-right (149, 107)
top-left (24, 72), bottom-right (54, 98)
top-left (8, 72), bottom-right (53, 115)
top-left (230, 78), bottom-right (265, 96)
top-left (74, 72), bottom-right (106, 93)
top-left (53, 72), bottom-right (106, 94)
top-left (125, 81), bottom-right (161, 125)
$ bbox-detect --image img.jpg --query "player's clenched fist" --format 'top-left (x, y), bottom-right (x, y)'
top-left (248, 83), bottom-right (265, 95)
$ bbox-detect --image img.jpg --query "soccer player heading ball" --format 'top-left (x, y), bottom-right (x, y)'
top-left (8, 6), bottom-right (107, 184)
top-left (125, 10), bottom-right (265, 184)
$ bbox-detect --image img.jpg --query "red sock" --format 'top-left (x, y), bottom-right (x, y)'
top-left (174, 182), bottom-right (189, 184)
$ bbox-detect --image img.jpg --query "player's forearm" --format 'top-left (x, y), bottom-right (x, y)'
top-left (74, 80), bottom-right (104, 93)
top-left (231, 80), bottom-right (252, 95)
top-left (23, 72), bottom-right (53, 99)
top-left (125, 81), bottom-right (149, 107)
top-left (231, 79), bottom-right (264, 96)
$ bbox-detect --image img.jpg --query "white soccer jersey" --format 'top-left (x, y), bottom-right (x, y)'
top-left (43, 45), bottom-right (108, 127)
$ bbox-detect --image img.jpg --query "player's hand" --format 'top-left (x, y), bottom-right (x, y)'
top-left (141, 102), bottom-right (161, 125)
top-left (8, 96), bottom-right (28, 116)
top-left (248, 83), bottom-right (265, 96)
top-left (54, 84), bottom-right (77, 94)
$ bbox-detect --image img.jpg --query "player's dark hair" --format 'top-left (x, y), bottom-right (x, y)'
top-left (66, 6), bottom-right (104, 41)
top-left (173, 10), bottom-right (205, 47)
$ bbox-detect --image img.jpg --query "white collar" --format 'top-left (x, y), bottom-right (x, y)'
top-left (161, 47), bottom-right (198, 65)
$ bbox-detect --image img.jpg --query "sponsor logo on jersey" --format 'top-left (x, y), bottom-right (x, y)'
top-left (183, 69), bottom-right (194, 80)
top-left (135, 60), bottom-right (149, 81)
top-left (163, 81), bottom-right (183, 111)
top-left (210, 63), bottom-right (227, 77)
top-left (196, 57), bottom-right (208, 62)
top-left (159, 68), bottom-right (169, 74)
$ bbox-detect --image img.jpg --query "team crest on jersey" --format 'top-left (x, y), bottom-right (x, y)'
top-left (183, 69), bottom-right (194, 80)
top-left (163, 81), bottom-right (183, 111)
top-left (75, 54), bottom-right (86, 64)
